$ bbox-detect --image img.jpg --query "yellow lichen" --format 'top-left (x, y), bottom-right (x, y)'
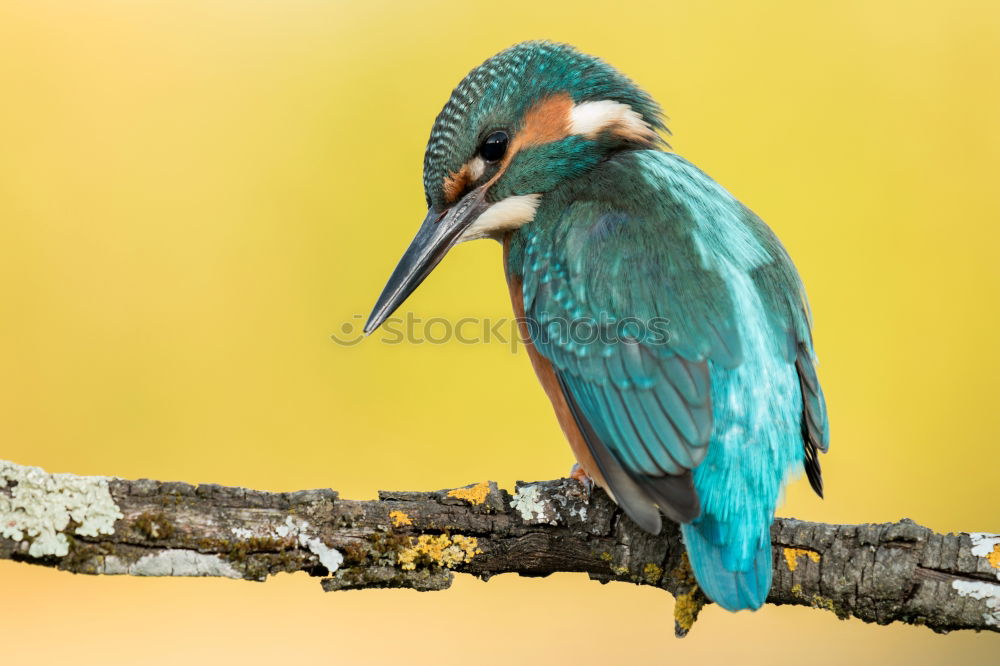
top-left (643, 563), bottom-right (663, 585)
top-left (674, 591), bottom-right (702, 634)
top-left (670, 551), bottom-right (698, 587)
top-left (783, 547), bottom-right (821, 571)
top-left (447, 481), bottom-right (490, 506)
top-left (790, 583), bottom-right (838, 614)
top-left (813, 595), bottom-right (837, 613)
top-left (396, 534), bottom-right (481, 571)
top-left (988, 544), bottom-right (1000, 569)
top-left (669, 553), bottom-right (706, 637)
top-left (389, 510), bottom-right (412, 527)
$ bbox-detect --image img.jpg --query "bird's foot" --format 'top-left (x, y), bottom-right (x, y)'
top-left (569, 463), bottom-right (594, 494)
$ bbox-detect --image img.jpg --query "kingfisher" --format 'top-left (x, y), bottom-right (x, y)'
top-left (364, 41), bottom-right (828, 612)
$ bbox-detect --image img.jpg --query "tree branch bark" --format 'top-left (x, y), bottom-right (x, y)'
top-left (2, 459), bottom-right (998, 636)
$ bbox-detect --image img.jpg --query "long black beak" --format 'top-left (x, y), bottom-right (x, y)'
top-left (364, 187), bottom-right (489, 334)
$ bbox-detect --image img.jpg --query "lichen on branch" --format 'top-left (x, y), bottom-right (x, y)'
top-left (1, 460), bottom-right (998, 636)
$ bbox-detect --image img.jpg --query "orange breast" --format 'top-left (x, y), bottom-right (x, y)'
top-left (503, 235), bottom-right (607, 489)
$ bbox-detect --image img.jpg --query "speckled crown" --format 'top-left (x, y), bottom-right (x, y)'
top-left (422, 41), bottom-right (665, 208)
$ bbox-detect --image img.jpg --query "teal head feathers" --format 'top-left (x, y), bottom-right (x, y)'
top-left (422, 41), bottom-right (665, 208)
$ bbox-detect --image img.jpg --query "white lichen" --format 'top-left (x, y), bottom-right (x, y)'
top-left (0, 460), bottom-right (123, 558)
top-left (967, 532), bottom-right (1000, 580)
top-left (510, 484), bottom-right (559, 525)
top-left (301, 536), bottom-right (344, 572)
top-left (968, 532), bottom-right (1000, 557)
top-left (230, 526), bottom-right (255, 540)
top-left (102, 550), bottom-right (242, 578)
top-left (231, 515), bottom-right (342, 573)
top-left (274, 515), bottom-right (297, 539)
top-left (952, 579), bottom-right (1000, 627)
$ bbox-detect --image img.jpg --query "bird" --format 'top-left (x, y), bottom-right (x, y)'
top-left (364, 41), bottom-right (829, 612)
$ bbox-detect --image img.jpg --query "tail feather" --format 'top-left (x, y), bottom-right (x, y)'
top-left (681, 521), bottom-right (772, 611)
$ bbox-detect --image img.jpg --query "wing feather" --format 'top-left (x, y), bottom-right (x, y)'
top-left (511, 151), bottom-right (828, 527)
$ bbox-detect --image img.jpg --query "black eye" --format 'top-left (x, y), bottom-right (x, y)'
top-left (479, 131), bottom-right (509, 162)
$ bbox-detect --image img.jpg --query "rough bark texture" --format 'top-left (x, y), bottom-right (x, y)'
top-left (2, 460), bottom-right (998, 636)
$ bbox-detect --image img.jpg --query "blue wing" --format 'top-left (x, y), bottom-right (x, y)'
top-left (513, 151), bottom-right (747, 530)
top-left (510, 151), bottom-right (828, 609)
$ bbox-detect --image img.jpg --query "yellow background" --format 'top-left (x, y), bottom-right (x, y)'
top-left (2, 0), bottom-right (998, 662)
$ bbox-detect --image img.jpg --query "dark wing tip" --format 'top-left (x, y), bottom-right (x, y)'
top-left (803, 439), bottom-right (824, 498)
top-left (639, 472), bottom-right (701, 523)
top-left (796, 343), bottom-right (827, 499)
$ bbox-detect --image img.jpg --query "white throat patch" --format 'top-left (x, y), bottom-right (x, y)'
top-left (459, 193), bottom-right (542, 242)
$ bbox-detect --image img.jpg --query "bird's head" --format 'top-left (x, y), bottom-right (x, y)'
top-left (365, 41), bottom-right (665, 333)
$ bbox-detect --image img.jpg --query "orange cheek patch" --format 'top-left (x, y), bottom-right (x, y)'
top-left (443, 163), bottom-right (472, 204)
top-left (442, 93), bottom-right (573, 204)
top-left (479, 93), bottom-right (573, 190)
top-left (511, 92), bottom-right (573, 153)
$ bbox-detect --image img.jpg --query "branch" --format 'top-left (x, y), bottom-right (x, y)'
top-left (2, 460), bottom-right (998, 636)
